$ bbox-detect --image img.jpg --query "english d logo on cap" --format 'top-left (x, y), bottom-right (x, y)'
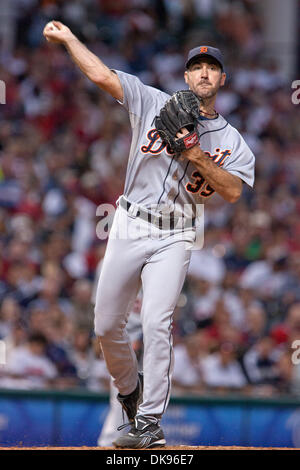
top-left (185, 46), bottom-right (224, 71)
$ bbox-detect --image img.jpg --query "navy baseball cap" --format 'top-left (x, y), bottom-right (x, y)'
top-left (185, 46), bottom-right (224, 71)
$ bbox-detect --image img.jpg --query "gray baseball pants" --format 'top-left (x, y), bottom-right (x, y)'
top-left (94, 201), bottom-right (194, 419)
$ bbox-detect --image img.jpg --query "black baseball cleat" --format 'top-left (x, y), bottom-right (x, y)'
top-left (113, 415), bottom-right (166, 449)
top-left (117, 372), bottom-right (143, 423)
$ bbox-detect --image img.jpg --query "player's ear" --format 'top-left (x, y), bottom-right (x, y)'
top-left (184, 70), bottom-right (189, 85)
top-left (220, 72), bottom-right (226, 87)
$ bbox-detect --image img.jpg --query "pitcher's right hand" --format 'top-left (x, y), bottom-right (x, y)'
top-left (43, 21), bottom-right (75, 45)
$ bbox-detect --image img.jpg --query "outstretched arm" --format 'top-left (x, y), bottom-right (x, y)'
top-left (43, 21), bottom-right (123, 101)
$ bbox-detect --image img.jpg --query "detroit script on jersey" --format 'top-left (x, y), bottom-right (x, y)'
top-left (115, 70), bottom-right (255, 217)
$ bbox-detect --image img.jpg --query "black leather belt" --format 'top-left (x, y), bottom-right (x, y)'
top-left (119, 196), bottom-right (195, 230)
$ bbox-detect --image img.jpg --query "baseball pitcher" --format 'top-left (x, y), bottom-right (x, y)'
top-left (43, 22), bottom-right (255, 449)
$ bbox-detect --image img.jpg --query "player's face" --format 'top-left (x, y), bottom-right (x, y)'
top-left (184, 58), bottom-right (226, 100)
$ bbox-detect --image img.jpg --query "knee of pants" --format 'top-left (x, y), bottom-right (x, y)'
top-left (142, 314), bottom-right (172, 345)
top-left (94, 309), bottom-right (125, 339)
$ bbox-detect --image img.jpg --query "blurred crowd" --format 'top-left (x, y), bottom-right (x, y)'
top-left (0, 0), bottom-right (300, 397)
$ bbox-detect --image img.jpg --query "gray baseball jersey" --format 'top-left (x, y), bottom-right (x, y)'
top-left (115, 70), bottom-right (255, 217)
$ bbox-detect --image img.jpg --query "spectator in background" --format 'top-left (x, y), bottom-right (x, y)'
top-left (42, 306), bottom-right (78, 388)
top-left (71, 279), bottom-right (94, 329)
top-left (205, 298), bottom-right (244, 347)
top-left (0, 296), bottom-right (21, 338)
top-left (3, 322), bottom-right (27, 360)
top-left (172, 330), bottom-right (213, 395)
top-left (69, 327), bottom-right (93, 385)
top-left (243, 304), bottom-right (267, 347)
top-left (185, 276), bottom-right (220, 329)
top-left (1, 333), bottom-right (57, 389)
top-left (271, 303), bottom-right (300, 347)
top-left (242, 336), bottom-right (281, 393)
top-left (200, 341), bottom-right (248, 392)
